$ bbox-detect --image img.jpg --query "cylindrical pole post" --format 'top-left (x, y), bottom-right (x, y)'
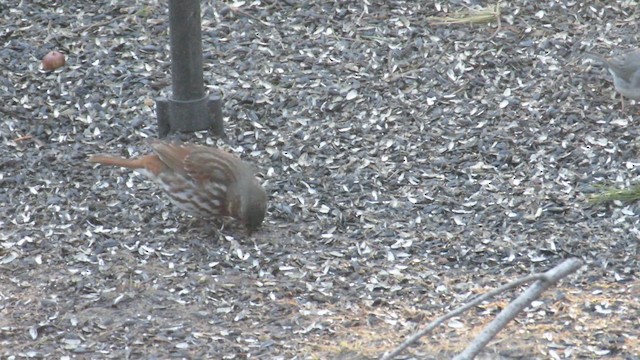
top-left (168, 0), bottom-right (204, 100)
top-left (156, 0), bottom-right (224, 138)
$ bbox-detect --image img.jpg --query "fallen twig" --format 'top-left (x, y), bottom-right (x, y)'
top-left (428, 3), bottom-right (501, 38)
top-left (381, 258), bottom-right (583, 360)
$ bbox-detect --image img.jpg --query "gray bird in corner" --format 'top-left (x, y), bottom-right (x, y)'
top-left (584, 49), bottom-right (640, 110)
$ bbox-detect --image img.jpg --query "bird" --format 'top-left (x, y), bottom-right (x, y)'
top-left (89, 141), bottom-right (267, 231)
top-left (584, 49), bottom-right (640, 110)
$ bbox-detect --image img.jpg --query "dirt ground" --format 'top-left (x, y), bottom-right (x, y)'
top-left (0, 0), bottom-right (638, 359)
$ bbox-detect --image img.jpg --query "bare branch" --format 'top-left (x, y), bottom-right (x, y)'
top-left (454, 258), bottom-right (583, 360)
top-left (381, 258), bottom-right (583, 360)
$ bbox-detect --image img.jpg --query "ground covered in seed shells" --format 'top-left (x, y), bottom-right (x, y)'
top-left (1, 0), bottom-right (639, 359)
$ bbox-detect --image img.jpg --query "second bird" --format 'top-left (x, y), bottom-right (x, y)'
top-left (584, 48), bottom-right (640, 110)
top-left (89, 141), bottom-right (267, 231)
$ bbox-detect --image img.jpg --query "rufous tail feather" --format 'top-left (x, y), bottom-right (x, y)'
top-left (88, 155), bottom-right (146, 169)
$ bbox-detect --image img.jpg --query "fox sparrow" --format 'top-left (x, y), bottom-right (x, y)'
top-left (89, 141), bottom-right (267, 231)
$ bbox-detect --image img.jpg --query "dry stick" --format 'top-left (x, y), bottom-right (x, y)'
top-left (13, 135), bottom-right (33, 142)
top-left (380, 274), bottom-right (543, 360)
top-left (380, 258), bottom-right (583, 360)
top-left (454, 258), bottom-right (583, 360)
top-left (427, 4), bottom-right (502, 39)
top-left (488, 3), bottom-right (502, 39)
top-left (384, 44), bottom-right (451, 83)
top-left (226, 6), bottom-right (272, 27)
top-left (75, 14), bottom-right (128, 33)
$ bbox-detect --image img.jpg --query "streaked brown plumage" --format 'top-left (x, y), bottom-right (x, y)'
top-left (89, 141), bottom-right (267, 231)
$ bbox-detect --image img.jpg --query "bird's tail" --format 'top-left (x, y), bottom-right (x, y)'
top-left (88, 155), bottom-right (146, 169)
top-left (582, 52), bottom-right (607, 64)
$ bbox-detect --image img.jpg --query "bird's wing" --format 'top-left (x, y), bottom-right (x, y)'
top-left (151, 142), bottom-right (192, 177)
top-left (183, 147), bottom-right (240, 186)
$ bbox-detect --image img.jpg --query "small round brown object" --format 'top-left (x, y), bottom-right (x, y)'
top-left (42, 51), bottom-right (65, 71)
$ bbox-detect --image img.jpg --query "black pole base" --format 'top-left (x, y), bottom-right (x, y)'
top-left (156, 94), bottom-right (225, 138)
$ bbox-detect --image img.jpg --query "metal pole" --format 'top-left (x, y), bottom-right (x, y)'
top-left (168, 0), bottom-right (204, 100)
top-left (156, 0), bottom-right (224, 138)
